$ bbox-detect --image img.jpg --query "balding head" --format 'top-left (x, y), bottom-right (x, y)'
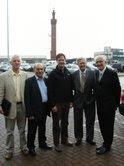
top-left (10, 55), bottom-right (21, 72)
top-left (10, 55), bottom-right (21, 63)
top-left (95, 55), bottom-right (106, 62)
top-left (34, 63), bottom-right (45, 78)
top-left (95, 55), bottom-right (106, 71)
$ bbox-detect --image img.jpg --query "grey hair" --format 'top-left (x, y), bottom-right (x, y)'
top-left (10, 55), bottom-right (22, 62)
top-left (94, 55), bottom-right (106, 62)
top-left (34, 63), bottom-right (44, 69)
top-left (76, 57), bottom-right (87, 64)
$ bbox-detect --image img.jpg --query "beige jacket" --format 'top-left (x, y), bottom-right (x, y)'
top-left (0, 70), bottom-right (27, 119)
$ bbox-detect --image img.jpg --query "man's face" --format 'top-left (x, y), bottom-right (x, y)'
top-left (78, 59), bottom-right (86, 71)
top-left (95, 57), bottom-right (106, 71)
top-left (56, 56), bottom-right (65, 69)
top-left (34, 64), bottom-right (44, 78)
top-left (11, 56), bottom-right (21, 70)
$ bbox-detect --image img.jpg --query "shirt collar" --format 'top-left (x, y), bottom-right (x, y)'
top-left (79, 68), bottom-right (87, 74)
top-left (35, 75), bottom-right (43, 80)
top-left (12, 70), bottom-right (21, 76)
top-left (99, 66), bottom-right (106, 74)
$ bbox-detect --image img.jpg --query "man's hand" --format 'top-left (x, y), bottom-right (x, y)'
top-left (28, 116), bottom-right (34, 120)
top-left (52, 106), bottom-right (58, 112)
top-left (0, 108), bottom-right (4, 114)
top-left (70, 102), bottom-right (73, 108)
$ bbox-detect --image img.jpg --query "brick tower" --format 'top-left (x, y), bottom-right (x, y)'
top-left (50, 10), bottom-right (57, 60)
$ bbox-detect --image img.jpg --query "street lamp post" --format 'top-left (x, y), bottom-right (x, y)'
top-left (7, 0), bottom-right (10, 62)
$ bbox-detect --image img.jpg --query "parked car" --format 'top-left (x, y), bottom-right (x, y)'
top-left (65, 64), bottom-right (78, 73)
top-left (106, 64), bottom-right (117, 72)
top-left (112, 63), bottom-right (123, 72)
top-left (20, 63), bottom-right (32, 71)
top-left (45, 64), bottom-right (56, 75)
top-left (0, 64), bottom-right (11, 72)
top-left (86, 63), bottom-right (97, 70)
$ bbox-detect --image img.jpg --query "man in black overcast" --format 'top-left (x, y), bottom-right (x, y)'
top-left (94, 55), bottom-right (121, 155)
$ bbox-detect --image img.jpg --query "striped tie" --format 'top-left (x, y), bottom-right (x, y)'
top-left (80, 72), bottom-right (86, 93)
top-left (99, 72), bottom-right (103, 81)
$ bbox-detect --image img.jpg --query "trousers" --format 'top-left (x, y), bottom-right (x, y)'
top-left (5, 104), bottom-right (26, 152)
top-left (52, 102), bottom-right (70, 146)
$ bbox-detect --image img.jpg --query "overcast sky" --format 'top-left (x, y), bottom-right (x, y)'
top-left (0, 0), bottom-right (124, 59)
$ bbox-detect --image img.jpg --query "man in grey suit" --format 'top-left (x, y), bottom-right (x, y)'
top-left (0, 55), bottom-right (28, 160)
top-left (72, 57), bottom-right (96, 146)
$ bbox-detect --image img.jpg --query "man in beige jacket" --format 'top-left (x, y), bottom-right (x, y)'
top-left (0, 55), bottom-right (28, 160)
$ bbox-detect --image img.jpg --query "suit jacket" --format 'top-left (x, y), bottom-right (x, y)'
top-left (72, 68), bottom-right (95, 109)
top-left (94, 67), bottom-right (121, 110)
top-left (0, 70), bottom-right (27, 119)
top-left (24, 76), bottom-right (50, 120)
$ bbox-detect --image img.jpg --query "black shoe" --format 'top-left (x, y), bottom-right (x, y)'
top-left (96, 144), bottom-right (111, 150)
top-left (96, 145), bottom-right (103, 151)
top-left (61, 140), bottom-right (73, 147)
top-left (29, 148), bottom-right (36, 156)
top-left (75, 138), bottom-right (82, 146)
top-left (54, 145), bottom-right (62, 152)
top-left (96, 146), bottom-right (110, 155)
top-left (39, 143), bottom-right (52, 150)
top-left (86, 140), bottom-right (96, 145)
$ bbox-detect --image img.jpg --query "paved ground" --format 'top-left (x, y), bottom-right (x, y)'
top-left (0, 108), bottom-right (124, 166)
top-left (0, 72), bottom-right (124, 166)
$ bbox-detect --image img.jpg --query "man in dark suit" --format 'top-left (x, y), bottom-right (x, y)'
top-left (24, 63), bottom-right (52, 156)
top-left (94, 55), bottom-right (121, 155)
top-left (72, 57), bottom-right (96, 146)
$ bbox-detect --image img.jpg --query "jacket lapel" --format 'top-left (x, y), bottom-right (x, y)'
top-left (20, 71), bottom-right (25, 90)
top-left (85, 69), bottom-right (89, 81)
top-left (77, 70), bottom-right (81, 89)
top-left (84, 69), bottom-right (89, 88)
top-left (95, 70), bottom-right (99, 83)
top-left (8, 70), bottom-right (15, 91)
top-left (32, 76), bottom-right (42, 99)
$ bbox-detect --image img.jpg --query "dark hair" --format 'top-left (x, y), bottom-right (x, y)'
top-left (56, 53), bottom-right (66, 60)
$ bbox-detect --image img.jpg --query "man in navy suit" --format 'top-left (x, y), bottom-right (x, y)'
top-left (24, 63), bottom-right (52, 156)
top-left (72, 57), bottom-right (96, 146)
top-left (94, 55), bottom-right (121, 155)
